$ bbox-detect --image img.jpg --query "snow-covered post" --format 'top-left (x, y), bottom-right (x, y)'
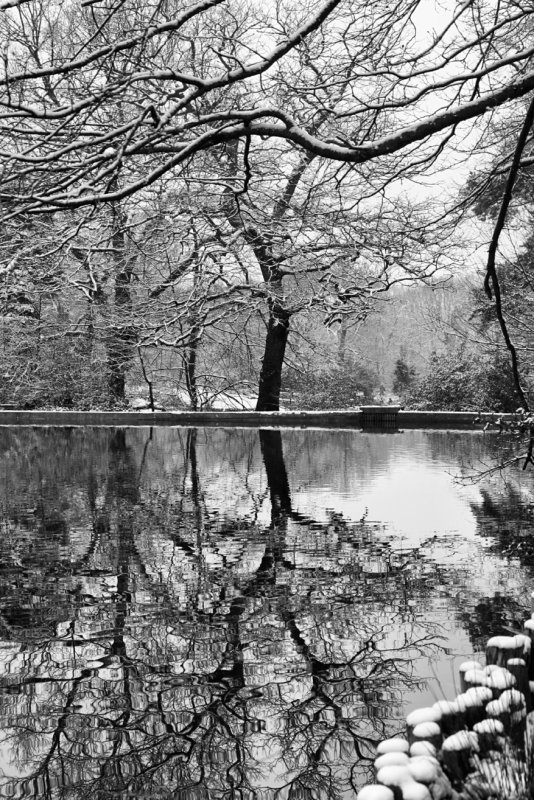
top-left (506, 658), bottom-right (531, 710)
top-left (522, 617), bottom-right (534, 679)
top-left (357, 785), bottom-right (395, 800)
top-left (459, 660), bottom-right (483, 693)
top-left (485, 634), bottom-right (530, 669)
top-left (431, 700), bottom-right (460, 737)
top-left (472, 718), bottom-right (504, 753)
top-left (406, 708), bottom-right (441, 747)
top-left (485, 688), bottom-right (527, 745)
top-left (485, 665), bottom-right (517, 698)
top-left (440, 731), bottom-right (479, 786)
top-left (455, 686), bottom-right (492, 728)
top-left (361, 615), bottom-right (534, 800)
top-left (375, 765), bottom-right (431, 800)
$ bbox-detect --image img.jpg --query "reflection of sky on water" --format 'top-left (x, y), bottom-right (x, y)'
top-left (289, 431), bottom-right (533, 710)
top-left (293, 450), bottom-right (477, 536)
top-left (0, 427), bottom-right (533, 799)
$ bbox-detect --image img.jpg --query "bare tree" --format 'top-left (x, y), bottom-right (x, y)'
top-left (2, 0), bottom-right (534, 407)
top-left (2, 0), bottom-right (534, 206)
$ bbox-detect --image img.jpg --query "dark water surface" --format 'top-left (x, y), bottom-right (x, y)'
top-left (0, 426), bottom-right (533, 799)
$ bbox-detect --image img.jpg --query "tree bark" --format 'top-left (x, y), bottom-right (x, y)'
top-left (184, 330), bottom-right (199, 410)
top-left (256, 301), bottom-right (291, 411)
top-left (108, 211), bottom-right (135, 403)
top-left (338, 318), bottom-right (348, 365)
top-left (240, 229), bottom-right (292, 412)
top-left (183, 305), bottom-right (202, 410)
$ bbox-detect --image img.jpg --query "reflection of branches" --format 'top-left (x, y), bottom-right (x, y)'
top-left (470, 485), bottom-right (534, 568)
top-left (455, 425), bottom-right (534, 482)
top-left (0, 427), bottom-right (453, 799)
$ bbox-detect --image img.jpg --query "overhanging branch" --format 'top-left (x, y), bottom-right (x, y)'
top-left (484, 93), bottom-right (534, 412)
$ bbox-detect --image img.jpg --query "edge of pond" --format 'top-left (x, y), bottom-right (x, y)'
top-left (0, 409), bottom-right (513, 429)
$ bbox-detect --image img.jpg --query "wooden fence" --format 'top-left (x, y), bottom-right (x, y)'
top-left (357, 608), bottom-right (534, 800)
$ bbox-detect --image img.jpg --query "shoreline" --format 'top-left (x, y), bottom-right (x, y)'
top-left (0, 408), bottom-right (514, 429)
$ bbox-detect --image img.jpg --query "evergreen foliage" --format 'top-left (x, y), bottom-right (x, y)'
top-left (409, 348), bottom-right (521, 412)
top-left (392, 358), bottom-right (417, 398)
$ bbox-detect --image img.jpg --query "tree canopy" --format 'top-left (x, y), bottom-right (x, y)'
top-left (2, 0), bottom-right (534, 211)
top-left (1, 0), bottom-right (534, 410)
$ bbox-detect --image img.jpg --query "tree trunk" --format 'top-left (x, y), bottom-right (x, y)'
top-left (338, 318), bottom-right (348, 365)
top-left (108, 267), bottom-right (132, 402)
top-left (256, 302), bottom-right (290, 411)
top-left (184, 323), bottom-right (201, 410)
top-left (108, 210), bottom-right (135, 403)
top-left (219, 152), bottom-right (313, 413)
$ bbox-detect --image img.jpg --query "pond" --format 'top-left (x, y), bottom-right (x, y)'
top-left (0, 426), bottom-right (533, 800)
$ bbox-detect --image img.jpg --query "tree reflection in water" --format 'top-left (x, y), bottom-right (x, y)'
top-left (459, 485), bottom-right (534, 652)
top-left (0, 427), bottom-right (445, 799)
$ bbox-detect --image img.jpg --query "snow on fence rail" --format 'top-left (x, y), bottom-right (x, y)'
top-left (357, 610), bottom-right (534, 800)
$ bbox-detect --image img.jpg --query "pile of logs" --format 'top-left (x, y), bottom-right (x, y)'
top-left (357, 622), bottom-right (534, 800)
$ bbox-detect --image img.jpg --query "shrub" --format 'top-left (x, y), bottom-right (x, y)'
top-left (408, 349), bottom-right (521, 412)
top-left (284, 360), bottom-right (379, 409)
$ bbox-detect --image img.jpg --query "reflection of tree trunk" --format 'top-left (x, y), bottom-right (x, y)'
top-left (259, 429), bottom-right (292, 519)
top-left (109, 429), bottom-right (139, 618)
top-left (187, 429), bottom-right (246, 689)
top-left (185, 428), bottom-right (200, 499)
top-left (259, 428), bottom-right (292, 575)
top-left (109, 429), bottom-right (140, 504)
top-left (107, 429), bottom-right (139, 793)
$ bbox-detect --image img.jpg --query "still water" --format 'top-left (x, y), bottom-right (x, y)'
top-left (0, 426), bottom-right (533, 799)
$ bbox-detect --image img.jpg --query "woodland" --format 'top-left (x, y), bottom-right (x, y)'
top-left (1, 0), bottom-right (534, 412)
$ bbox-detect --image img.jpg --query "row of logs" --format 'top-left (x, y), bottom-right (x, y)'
top-left (357, 620), bottom-right (534, 800)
